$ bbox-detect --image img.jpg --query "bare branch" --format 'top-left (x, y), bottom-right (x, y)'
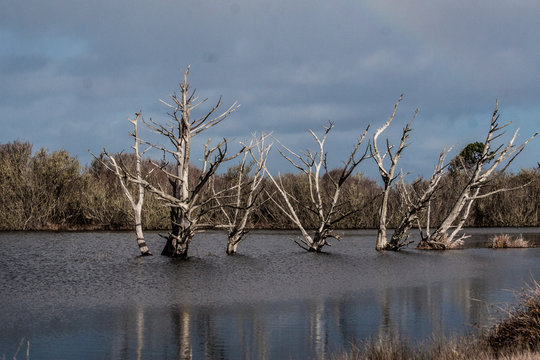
top-left (425, 101), bottom-right (537, 248)
top-left (262, 122), bottom-right (370, 252)
top-left (370, 95), bottom-right (418, 250)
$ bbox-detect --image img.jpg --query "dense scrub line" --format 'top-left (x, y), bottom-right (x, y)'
top-left (331, 280), bottom-right (540, 359)
top-left (0, 140), bottom-right (539, 232)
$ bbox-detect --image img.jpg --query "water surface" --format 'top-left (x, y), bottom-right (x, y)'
top-left (1, 229), bottom-right (539, 359)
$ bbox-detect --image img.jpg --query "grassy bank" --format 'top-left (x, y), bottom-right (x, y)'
top-left (331, 280), bottom-right (540, 360)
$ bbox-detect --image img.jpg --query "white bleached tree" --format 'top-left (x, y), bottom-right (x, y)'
top-left (262, 122), bottom-right (370, 252)
top-left (93, 112), bottom-right (152, 256)
top-left (213, 133), bottom-right (272, 254)
top-left (370, 95), bottom-right (418, 250)
top-left (122, 66), bottom-right (243, 258)
top-left (418, 101), bottom-right (537, 249)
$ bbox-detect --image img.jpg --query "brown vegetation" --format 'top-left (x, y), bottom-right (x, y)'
top-left (0, 140), bottom-right (539, 233)
top-left (486, 280), bottom-right (540, 353)
top-left (488, 234), bottom-right (531, 249)
top-left (331, 339), bottom-right (540, 360)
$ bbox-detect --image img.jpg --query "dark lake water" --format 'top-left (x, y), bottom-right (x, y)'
top-left (1, 228), bottom-right (540, 359)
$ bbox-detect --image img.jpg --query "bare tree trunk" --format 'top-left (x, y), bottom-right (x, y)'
top-left (134, 209), bottom-right (151, 255)
top-left (225, 213), bottom-right (250, 255)
top-left (226, 229), bottom-right (247, 255)
top-left (371, 95), bottom-right (417, 250)
top-left (162, 207), bottom-right (192, 257)
top-left (132, 115), bottom-right (151, 256)
top-left (375, 184), bottom-right (391, 250)
top-left (92, 112), bottom-right (152, 256)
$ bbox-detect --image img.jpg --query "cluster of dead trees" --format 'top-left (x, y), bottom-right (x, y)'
top-left (0, 68), bottom-right (537, 257)
top-left (89, 67), bottom-right (536, 257)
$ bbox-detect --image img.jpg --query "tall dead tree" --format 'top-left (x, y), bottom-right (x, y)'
top-left (418, 101), bottom-right (537, 249)
top-left (213, 134), bottom-right (272, 254)
top-left (92, 113), bottom-right (152, 256)
top-left (371, 95), bottom-right (418, 250)
top-left (262, 122), bottom-right (370, 252)
top-left (125, 66), bottom-right (242, 258)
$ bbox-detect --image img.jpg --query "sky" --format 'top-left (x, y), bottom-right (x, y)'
top-left (1, 0), bottom-right (539, 179)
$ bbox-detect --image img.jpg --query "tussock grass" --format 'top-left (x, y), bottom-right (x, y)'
top-left (331, 280), bottom-right (540, 360)
top-left (489, 234), bottom-right (530, 248)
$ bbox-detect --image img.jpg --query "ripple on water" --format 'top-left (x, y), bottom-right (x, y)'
top-left (1, 229), bottom-right (540, 359)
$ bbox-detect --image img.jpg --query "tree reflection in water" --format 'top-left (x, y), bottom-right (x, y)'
top-left (1, 230), bottom-right (539, 359)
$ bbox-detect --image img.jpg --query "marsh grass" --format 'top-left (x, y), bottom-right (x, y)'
top-left (331, 280), bottom-right (540, 360)
top-left (489, 234), bottom-right (530, 248)
top-left (486, 279), bottom-right (540, 353)
top-left (331, 337), bottom-right (540, 360)
top-left (331, 336), bottom-right (488, 360)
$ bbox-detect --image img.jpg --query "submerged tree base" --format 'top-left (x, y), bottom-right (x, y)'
top-left (416, 234), bottom-right (465, 250)
top-left (416, 240), bottom-right (448, 250)
top-left (226, 242), bottom-right (239, 255)
top-left (161, 235), bottom-right (190, 258)
top-left (382, 240), bottom-right (415, 251)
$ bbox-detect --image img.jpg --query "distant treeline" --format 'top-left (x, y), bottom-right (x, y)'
top-left (0, 140), bottom-right (538, 231)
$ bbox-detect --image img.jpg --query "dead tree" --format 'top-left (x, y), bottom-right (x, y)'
top-left (418, 101), bottom-right (537, 249)
top-left (262, 122), bottom-right (370, 252)
top-left (213, 134), bottom-right (272, 254)
top-left (92, 112), bottom-right (152, 256)
top-left (125, 66), bottom-right (242, 258)
top-left (370, 95), bottom-right (418, 250)
top-left (388, 147), bottom-right (452, 250)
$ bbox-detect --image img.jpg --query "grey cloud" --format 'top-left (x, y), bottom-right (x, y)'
top-left (1, 0), bottom-right (538, 176)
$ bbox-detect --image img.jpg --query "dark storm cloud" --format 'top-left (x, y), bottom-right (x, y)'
top-left (1, 0), bottom-right (538, 177)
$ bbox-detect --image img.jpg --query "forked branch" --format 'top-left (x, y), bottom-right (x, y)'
top-left (262, 122), bottom-right (370, 252)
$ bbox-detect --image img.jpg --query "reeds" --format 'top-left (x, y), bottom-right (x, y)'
top-left (486, 279), bottom-right (540, 353)
top-left (331, 336), bottom-right (489, 360)
top-left (488, 234), bottom-right (530, 248)
top-left (331, 337), bottom-right (540, 360)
